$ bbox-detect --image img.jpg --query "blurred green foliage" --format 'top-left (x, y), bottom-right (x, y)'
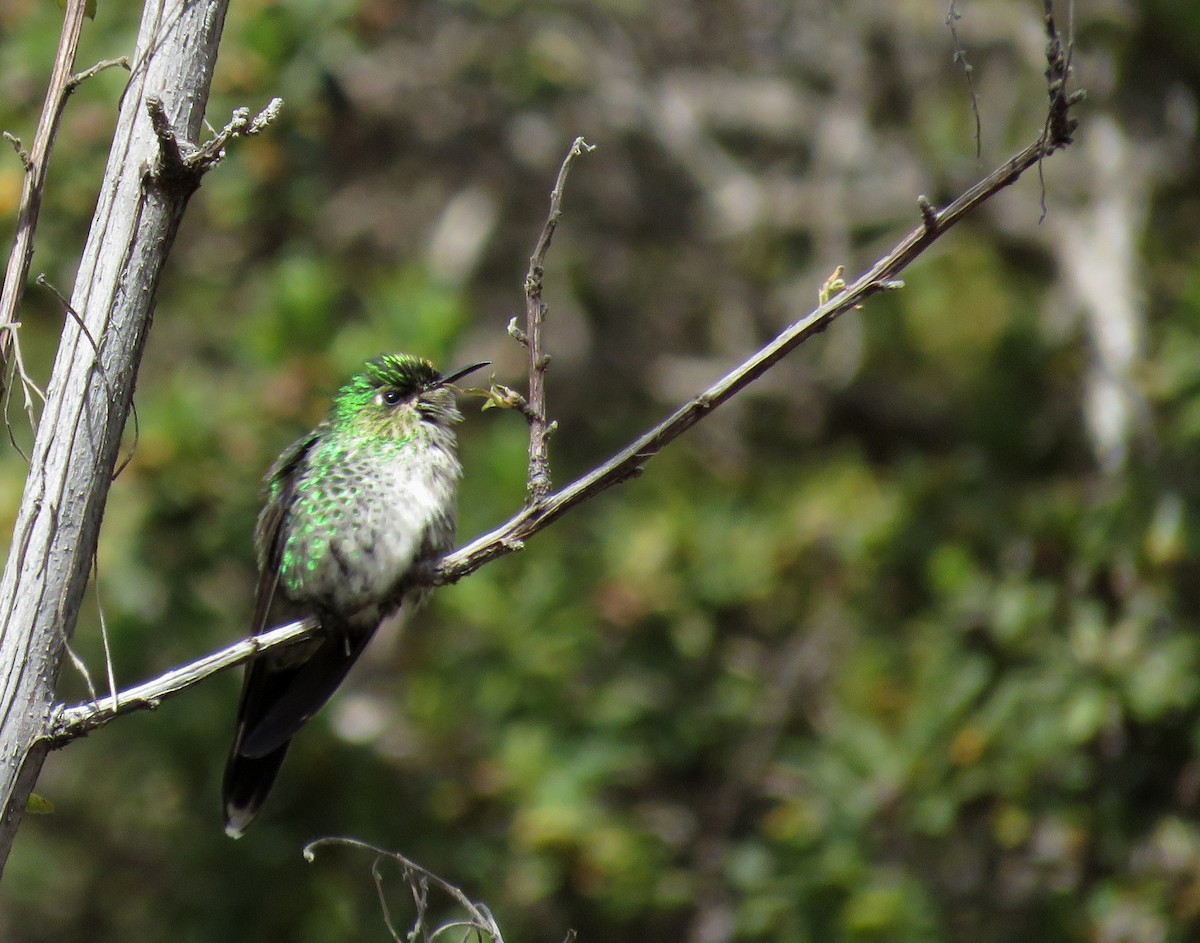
top-left (1, 1), bottom-right (1200, 941)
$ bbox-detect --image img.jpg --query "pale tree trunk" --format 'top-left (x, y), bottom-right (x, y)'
top-left (0, 0), bottom-right (231, 876)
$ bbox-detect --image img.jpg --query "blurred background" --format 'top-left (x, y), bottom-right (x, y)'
top-left (0, 0), bottom-right (1198, 940)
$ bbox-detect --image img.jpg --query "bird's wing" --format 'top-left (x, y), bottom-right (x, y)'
top-left (224, 430), bottom-right (323, 834)
top-left (249, 431), bottom-right (320, 635)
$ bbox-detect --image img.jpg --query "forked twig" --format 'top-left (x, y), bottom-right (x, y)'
top-left (146, 95), bottom-right (283, 186)
top-left (303, 837), bottom-right (506, 943)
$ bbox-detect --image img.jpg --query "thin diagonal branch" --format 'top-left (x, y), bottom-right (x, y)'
top-left (45, 71), bottom-right (1080, 744)
top-left (41, 3), bottom-right (1081, 752)
top-left (0, 55), bottom-right (132, 443)
top-left (0, 0), bottom-right (90, 401)
top-left (436, 116), bottom-right (1079, 587)
top-left (46, 617), bottom-right (319, 744)
top-left (67, 57), bottom-right (131, 94)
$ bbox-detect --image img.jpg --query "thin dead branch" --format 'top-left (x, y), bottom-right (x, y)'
top-left (147, 95), bottom-right (283, 188)
top-left (43, 4), bottom-right (1081, 754)
top-left (66, 57), bottom-right (131, 94)
top-left (946, 0), bottom-right (983, 159)
top-left (303, 837), bottom-right (506, 943)
top-left (46, 616), bottom-right (319, 745)
top-left (520, 136), bottom-right (593, 504)
top-left (0, 0), bottom-right (90, 405)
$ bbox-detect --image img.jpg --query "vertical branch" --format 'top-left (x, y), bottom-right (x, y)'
top-left (0, 0), bottom-right (234, 877)
top-left (1042, 0), bottom-right (1075, 144)
top-left (1037, 0), bottom-right (1078, 220)
top-left (521, 136), bottom-right (593, 504)
top-left (0, 0), bottom-right (89, 404)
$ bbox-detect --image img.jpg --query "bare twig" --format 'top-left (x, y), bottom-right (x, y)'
top-left (946, 0), bottom-right (983, 159)
top-left (186, 97), bottom-right (283, 172)
top-left (0, 0), bottom-right (90, 402)
top-left (61, 640), bottom-right (98, 703)
top-left (145, 95), bottom-right (188, 179)
top-left (1, 322), bottom-right (46, 451)
top-left (92, 554), bottom-right (119, 710)
top-left (0, 53), bottom-right (129, 450)
top-left (0, 50), bottom-right (127, 447)
top-left (35, 273), bottom-right (141, 478)
top-left (66, 56), bottom-right (131, 94)
top-left (3, 133), bottom-right (32, 171)
top-left (521, 136), bottom-right (594, 504)
top-left (371, 854), bottom-right (405, 943)
top-left (917, 194), bottom-right (939, 231)
top-left (147, 95), bottom-right (283, 187)
top-left (1038, 0), bottom-right (1079, 220)
top-left (45, 617), bottom-right (319, 745)
top-left (303, 837), bottom-right (506, 943)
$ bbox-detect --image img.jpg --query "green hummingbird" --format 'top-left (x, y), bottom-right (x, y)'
top-left (222, 353), bottom-right (488, 837)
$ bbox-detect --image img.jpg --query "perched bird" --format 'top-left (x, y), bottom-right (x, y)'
top-left (222, 353), bottom-right (488, 837)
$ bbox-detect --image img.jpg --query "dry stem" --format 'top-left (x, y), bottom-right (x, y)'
top-left (520, 136), bottom-right (594, 503)
top-left (0, 0), bottom-right (90, 430)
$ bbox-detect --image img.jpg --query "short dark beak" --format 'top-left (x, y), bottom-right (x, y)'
top-left (438, 361), bottom-right (491, 388)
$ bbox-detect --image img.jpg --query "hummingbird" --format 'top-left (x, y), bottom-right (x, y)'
top-left (222, 353), bottom-right (489, 837)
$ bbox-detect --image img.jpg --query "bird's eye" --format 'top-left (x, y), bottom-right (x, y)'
top-left (381, 389), bottom-right (403, 406)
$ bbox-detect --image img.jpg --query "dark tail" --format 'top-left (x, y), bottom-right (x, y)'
top-left (223, 743), bottom-right (290, 838)
top-left (222, 626), bottom-right (372, 837)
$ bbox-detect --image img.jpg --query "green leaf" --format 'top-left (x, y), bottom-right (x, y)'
top-left (53, 0), bottom-right (98, 20)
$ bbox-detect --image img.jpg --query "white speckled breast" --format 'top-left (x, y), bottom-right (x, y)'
top-left (279, 425), bottom-right (460, 619)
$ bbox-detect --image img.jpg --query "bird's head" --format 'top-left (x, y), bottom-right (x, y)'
top-left (331, 354), bottom-right (489, 439)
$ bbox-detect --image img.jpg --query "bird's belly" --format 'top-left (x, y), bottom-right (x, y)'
top-left (283, 463), bottom-right (456, 617)
top-left (324, 523), bottom-right (423, 612)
